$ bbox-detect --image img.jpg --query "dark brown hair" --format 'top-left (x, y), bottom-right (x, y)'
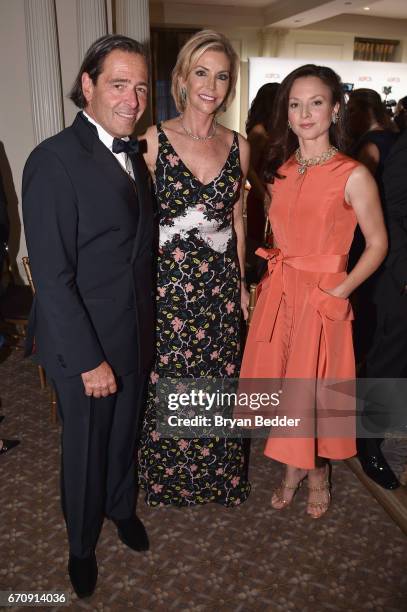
top-left (246, 82), bottom-right (280, 135)
top-left (263, 64), bottom-right (348, 183)
top-left (69, 34), bottom-right (147, 109)
top-left (395, 95), bottom-right (407, 133)
top-left (347, 88), bottom-right (389, 139)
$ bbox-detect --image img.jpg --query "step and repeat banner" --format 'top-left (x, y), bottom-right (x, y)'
top-left (248, 57), bottom-right (407, 105)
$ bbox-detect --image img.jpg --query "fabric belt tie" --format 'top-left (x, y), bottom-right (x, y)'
top-left (254, 247), bottom-right (349, 342)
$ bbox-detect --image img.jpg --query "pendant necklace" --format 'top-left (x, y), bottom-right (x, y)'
top-left (180, 116), bottom-right (217, 141)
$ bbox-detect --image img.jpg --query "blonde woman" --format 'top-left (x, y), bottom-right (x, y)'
top-left (138, 30), bottom-right (251, 506)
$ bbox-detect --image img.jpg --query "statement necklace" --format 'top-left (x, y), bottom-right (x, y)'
top-left (180, 117), bottom-right (217, 141)
top-left (295, 145), bottom-right (338, 174)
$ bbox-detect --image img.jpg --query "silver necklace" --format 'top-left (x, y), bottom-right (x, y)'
top-left (180, 117), bottom-right (217, 141)
top-left (295, 145), bottom-right (338, 174)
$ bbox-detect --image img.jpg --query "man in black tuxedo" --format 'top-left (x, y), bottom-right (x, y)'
top-left (22, 35), bottom-right (154, 598)
top-left (359, 129), bottom-right (407, 488)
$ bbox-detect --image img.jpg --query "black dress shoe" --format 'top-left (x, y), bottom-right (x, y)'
top-left (114, 516), bottom-right (149, 551)
top-left (68, 552), bottom-right (98, 598)
top-left (0, 439), bottom-right (20, 455)
top-left (357, 438), bottom-right (400, 490)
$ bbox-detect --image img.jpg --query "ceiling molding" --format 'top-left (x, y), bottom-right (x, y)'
top-left (264, 0), bottom-right (383, 29)
top-left (150, 1), bottom-right (407, 35)
top-left (301, 13), bottom-right (407, 38)
top-left (150, 2), bottom-right (264, 27)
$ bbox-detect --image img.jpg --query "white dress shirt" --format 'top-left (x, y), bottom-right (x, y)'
top-left (83, 111), bottom-right (134, 179)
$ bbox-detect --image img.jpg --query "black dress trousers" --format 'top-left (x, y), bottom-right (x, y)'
top-left (53, 371), bottom-right (147, 558)
top-left (366, 282), bottom-right (407, 378)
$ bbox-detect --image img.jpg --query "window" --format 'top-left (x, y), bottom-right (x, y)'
top-left (151, 28), bottom-right (199, 123)
top-left (353, 37), bottom-right (399, 62)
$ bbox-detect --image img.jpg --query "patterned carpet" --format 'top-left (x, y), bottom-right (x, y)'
top-left (1, 347), bottom-right (406, 612)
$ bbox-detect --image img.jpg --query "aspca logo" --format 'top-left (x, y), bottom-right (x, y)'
top-left (387, 77), bottom-right (400, 83)
top-left (265, 73), bottom-right (280, 79)
top-left (358, 76), bottom-right (372, 81)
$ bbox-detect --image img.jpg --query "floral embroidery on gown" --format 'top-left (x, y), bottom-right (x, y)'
top-left (138, 124), bottom-right (251, 507)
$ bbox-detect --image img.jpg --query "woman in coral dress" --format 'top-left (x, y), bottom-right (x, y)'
top-left (241, 64), bottom-right (388, 517)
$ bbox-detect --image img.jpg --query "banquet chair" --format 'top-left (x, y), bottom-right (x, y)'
top-left (247, 284), bottom-right (258, 327)
top-left (0, 249), bottom-right (33, 341)
top-left (22, 256), bottom-right (57, 423)
top-left (0, 251), bottom-right (46, 385)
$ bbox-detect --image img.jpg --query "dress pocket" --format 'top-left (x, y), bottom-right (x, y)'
top-left (309, 285), bottom-right (354, 321)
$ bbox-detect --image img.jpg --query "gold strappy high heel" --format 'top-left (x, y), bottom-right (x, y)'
top-left (307, 466), bottom-right (331, 519)
top-left (271, 477), bottom-right (305, 510)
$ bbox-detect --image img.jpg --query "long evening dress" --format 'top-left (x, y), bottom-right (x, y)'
top-left (241, 152), bottom-right (359, 469)
top-left (138, 124), bottom-right (251, 506)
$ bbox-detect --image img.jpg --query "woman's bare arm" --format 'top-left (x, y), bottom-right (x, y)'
top-left (234, 134), bottom-right (250, 319)
top-left (328, 164), bottom-right (388, 299)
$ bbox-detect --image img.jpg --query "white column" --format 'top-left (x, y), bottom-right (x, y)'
top-left (76, 0), bottom-right (108, 60)
top-left (115, 0), bottom-right (151, 132)
top-left (24, 0), bottom-right (64, 144)
top-left (115, 0), bottom-right (149, 45)
top-left (261, 29), bottom-right (288, 57)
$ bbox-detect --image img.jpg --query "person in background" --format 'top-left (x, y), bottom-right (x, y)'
top-left (0, 170), bottom-right (9, 296)
top-left (0, 172), bottom-right (20, 455)
top-left (138, 30), bottom-right (251, 507)
top-left (394, 95), bottom-right (407, 133)
top-left (241, 65), bottom-right (387, 518)
top-left (245, 82), bottom-right (279, 271)
top-left (0, 413), bottom-right (20, 455)
top-left (347, 89), bottom-right (401, 489)
top-left (0, 437), bottom-right (20, 455)
top-left (347, 88), bottom-right (398, 184)
top-left (0, 170), bottom-right (9, 352)
top-left (359, 122), bottom-right (407, 489)
top-left (347, 88), bottom-right (398, 364)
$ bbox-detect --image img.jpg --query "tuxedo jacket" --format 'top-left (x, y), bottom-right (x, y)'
top-left (22, 112), bottom-right (155, 379)
top-left (382, 130), bottom-right (407, 295)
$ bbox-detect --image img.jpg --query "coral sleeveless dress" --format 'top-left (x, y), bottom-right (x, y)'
top-left (240, 152), bottom-right (359, 469)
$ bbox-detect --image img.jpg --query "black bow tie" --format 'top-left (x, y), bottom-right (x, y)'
top-left (112, 138), bottom-right (140, 155)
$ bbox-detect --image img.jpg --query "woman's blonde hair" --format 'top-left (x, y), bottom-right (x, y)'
top-left (171, 30), bottom-right (239, 114)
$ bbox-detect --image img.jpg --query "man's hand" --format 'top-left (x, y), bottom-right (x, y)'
top-left (81, 361), bottom-right (117, 398)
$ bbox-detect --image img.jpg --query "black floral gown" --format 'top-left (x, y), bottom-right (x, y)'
top-left (138, 124), bottom-right (251, 507)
